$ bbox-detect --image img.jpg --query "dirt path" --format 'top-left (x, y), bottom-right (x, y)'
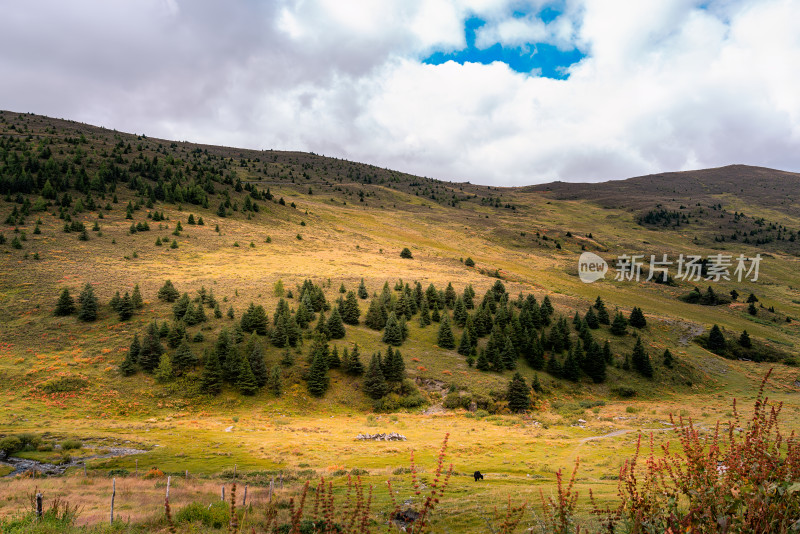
top-left (577, 427), bottom-right (674, 446)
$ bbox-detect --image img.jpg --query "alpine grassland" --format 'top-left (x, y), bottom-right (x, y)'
top-left (1, 111), bottom-right (799, 532)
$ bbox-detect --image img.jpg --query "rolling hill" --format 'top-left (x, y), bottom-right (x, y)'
top-left (1, 110), bottom-right (799, 531)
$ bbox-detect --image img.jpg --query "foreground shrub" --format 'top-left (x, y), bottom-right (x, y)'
top-left (591, 369), bottom-right (800, 533)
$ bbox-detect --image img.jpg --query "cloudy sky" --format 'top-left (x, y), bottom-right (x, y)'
top-left (2, 0), bottom-right (799, 185)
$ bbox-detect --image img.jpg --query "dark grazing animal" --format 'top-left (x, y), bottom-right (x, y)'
top-left (473, 471), bottom-right (484, 481)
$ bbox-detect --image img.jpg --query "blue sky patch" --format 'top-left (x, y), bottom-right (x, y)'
top-left (422, 13), bottom-right (585, 79)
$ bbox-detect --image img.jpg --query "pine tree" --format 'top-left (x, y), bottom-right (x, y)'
top-left (124, 334), bottom-right (140, 364)
top-left (241, 303), bottom-right (269, 335)
top-left (173, 293), bottom-right (190, 320)
top-left (136, 328), bottom-right (163, 374)
top-left (382, 312), bottom-right (403, 346)
top-left (77, 283), bottom-right (99, 321)
top-left (476, 349), bottom-right (491, 371)
top-left (328, 346), bottom-right (342, 369)
top-left (307, 333), bottom-right (330, 365)
top-left (572, 311), bottom-right (582, 329)
top-left (500, 335), bottom-right (517, 370)
top-left (314, 310), bottom-right (329, 339)
top-left (542, 295), bottom-right (554, 318)
top-left (431, 302), bottom-right (441, 323)
top-left (594, 296), bottom-right (610, 324)
top-left (532, 373), bottom-right (543, 393)
top-left (457, 330), bottom-right (472, 356)
top-left (344, 344), bottom-right (365, 375)
top-left (437, 315), bottom-right (456, 349)
top-left (526, 337), bottom-right (545, 370)
top-left (358, 278), bottom-right (368, 299)
top-left (585, 307), bottom-right (599, 329)
top-left (453, 297), bottom-right (468, 327)
top-left (507, 372), bottom-right (531, 413)
top-left (444, 282), bottom-right (457, 309)
top-left (200, 349), bottom-right (224, 395)
top-left (364, 354), bottom-right (388, 399)
top-left (213, 329), bottom-right (234, 378)
top-left (280, 348), bottom-right (294, 367)
top-left (222, 342), bottom-right (240, 385)
top-left (131, 284), bottom-right (143, 309)
top-left (246, 333), bottom-right (268, 387)
top-left (120, 340), bottom-right (138, 376)
top-left (417, 297), bottom-right (431, 327)
top-left (364, 298), bottom-right (386, 330)
top-left (55, 288), bottom-right (76, 316)
top-left (271, 314), bottom-right (289, 348)
top-left (602, 340), bottom-right (613, 363)
top-left (748, 302), bottom-right (758, 316)
top-left (237, 353), bottom-right (259, 396)
top-left (155, 354), bottom-right (174, 383)
top-left (545, 354), bottom-right (561, 377)
top-left (341, 291), bottom-right (361, 325)
top-left (583, 342), bottom-right (606, 383)
top-left (167, 322), bottom-right (186, 349)
top-left (326, 307), bottom-right (346, 339)
top-left (117, 292), bottom-right (134, 321)
top-left (171, 339), bottom-right (197, 376)
top-left (110, 291), bottom-right (121, 312)
top-left (628, 307), bottom-right (647, 328)
top-left (267, 365), bottom-right (283, 396)
top-left (383, 347), bottom-right (406, 382)
top-left (631, 336), bottom-right (654, 378)
top-left (562, 348), bottom-right (581, 381)
top-left (307, 350), bottom-right (329, 397)
top-left (663, 348), bottom-right (674, 368)
top-left (707, 324), bottom-right (726, 353)
top-left (739, 330), bottom-right (752, 348)
top-left (295, 298), bottom-right (312, 328)
top-left (610, 312), bottom-right (628, 336)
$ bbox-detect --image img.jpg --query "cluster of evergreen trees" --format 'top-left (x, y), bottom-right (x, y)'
top-left (110, 275), bottom-right (675, 403)
top-left (55, 282), bottom-right (142, 322)
top-left (113, 274), bottom-right (686, 409)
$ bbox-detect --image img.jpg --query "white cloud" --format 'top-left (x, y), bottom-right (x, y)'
top-left (1, 0), bottom-right (799, 185)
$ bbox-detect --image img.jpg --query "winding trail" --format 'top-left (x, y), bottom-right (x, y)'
top-left (577, 427), bottom-right (675, 446)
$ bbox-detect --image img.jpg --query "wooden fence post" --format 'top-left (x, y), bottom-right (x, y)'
top-left (221, 485), bottom-right (225, 501)
top-left (280, 471), bottom-right (283, 489)
top-left (243, 484), bottom-right (248, 507)
top-left (268, 477), bottom-right (274, 503)
top-left (166, 476), bottom-right (171, 500)
top-left (110, 479), bottom-right (115, 525)
top-left (35, 492), bottom-right (43, 519)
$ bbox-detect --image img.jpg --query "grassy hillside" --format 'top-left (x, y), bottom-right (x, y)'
top-left (1, 110), bottom-right (799, 531)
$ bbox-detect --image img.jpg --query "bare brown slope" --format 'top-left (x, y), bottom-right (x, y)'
top-left (526, 165), bottom-right (800, 215)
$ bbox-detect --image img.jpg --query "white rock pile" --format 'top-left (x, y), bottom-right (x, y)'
top-left (355, 432), bottom-right (407, 441)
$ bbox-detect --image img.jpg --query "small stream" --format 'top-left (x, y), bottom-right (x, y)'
top-left (1, 447), bottom-right (148, 477)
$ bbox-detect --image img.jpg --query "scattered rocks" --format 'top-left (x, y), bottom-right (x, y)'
top-left (3, 447), bottom-right (148, 478)
top-left (356, 432), bottom-right (407, 441)
top-left (392, 508), bottom-right (420, 530)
